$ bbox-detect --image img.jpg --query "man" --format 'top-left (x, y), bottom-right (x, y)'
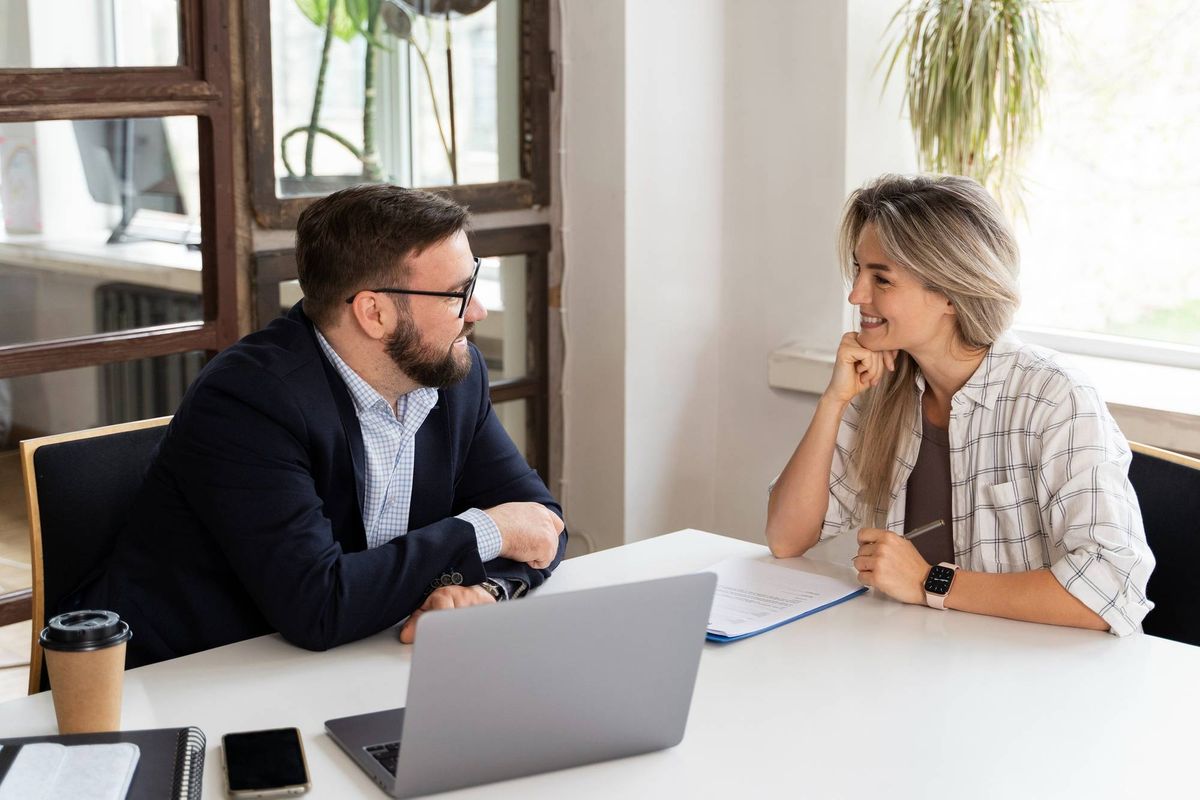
top-left (66, 185), bottom-right (566, 668)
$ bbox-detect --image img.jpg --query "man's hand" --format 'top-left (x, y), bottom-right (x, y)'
top-left (399, 585), bottom-right (495, 644)
top-left (852, 527), bottom-right (929, 605)
top-left (486, 502), bottom-right (564, 569)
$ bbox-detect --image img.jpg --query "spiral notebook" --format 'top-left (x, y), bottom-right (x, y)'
top-left (0, 726), bottom-right (205, 800)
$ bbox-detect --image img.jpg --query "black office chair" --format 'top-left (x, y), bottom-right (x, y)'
top-left (1128, 441), bottom-right (1200, 647)
top-left (20, 417), bottom-right (171, 693)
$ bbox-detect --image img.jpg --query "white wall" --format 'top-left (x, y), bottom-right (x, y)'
top-left (711, 1), bottom-right (851, 541)
top-left (561, 0), bottom-right (911, 548)
top-left (846, 0), bottom-right (918, 187)
top-left (559, 1), bottom-right (628, 551)
top-left (625, 1), bottom-right (725, 541)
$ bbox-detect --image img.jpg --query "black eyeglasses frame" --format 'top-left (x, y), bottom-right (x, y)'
top-left (344, 257), bottom-right (481, 319)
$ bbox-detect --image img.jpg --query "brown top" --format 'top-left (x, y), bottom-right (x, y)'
top-left (904, 414), bottom-right (956, 566)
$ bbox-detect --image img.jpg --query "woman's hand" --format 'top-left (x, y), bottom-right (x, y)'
top-left (852, 528), bottom-right (929, 605)
top-left (823, 332), bottom-right (897, 406)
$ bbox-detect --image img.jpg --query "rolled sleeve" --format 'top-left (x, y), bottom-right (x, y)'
top-left (457, 507), bottom-right (503, 562)
top-left (821, 400), bottom-right (863, 541)
top-left (1041, 387), bottom-right (1155, 636)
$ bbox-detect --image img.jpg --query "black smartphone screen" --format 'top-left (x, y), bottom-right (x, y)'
top-left (224, 728), bottom-right (309, 791)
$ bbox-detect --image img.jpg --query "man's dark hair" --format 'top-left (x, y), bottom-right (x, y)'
top-left (295, 184), bottom-right (470, 326)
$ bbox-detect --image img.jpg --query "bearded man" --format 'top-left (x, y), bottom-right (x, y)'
top-left (65, 185), bottom-right (566, 668)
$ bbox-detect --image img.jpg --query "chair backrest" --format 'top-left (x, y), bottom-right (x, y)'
top-left (1128, 441), bottom-right (1200, 647)
top-left (20, 417), bottom-right (170, 693)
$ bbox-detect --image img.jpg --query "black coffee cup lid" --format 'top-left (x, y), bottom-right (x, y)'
top-left (40, 610), bottom-right (132, 652)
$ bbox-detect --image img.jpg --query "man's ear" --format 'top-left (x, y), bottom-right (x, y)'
top-left (347, 293), bottom-right (393, 341)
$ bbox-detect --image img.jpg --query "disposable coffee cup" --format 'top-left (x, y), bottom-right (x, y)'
top-left (39, 610), bottom-right (132, 734)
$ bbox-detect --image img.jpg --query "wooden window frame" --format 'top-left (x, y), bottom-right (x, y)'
top-left (243, 0), bottom-right (552, 229)
top-left (0, 0), bottom-right (239, 379)
top-left (0, 0), bottom-right (239, 623)
top-left (253, 224), bottom-right (550, 477)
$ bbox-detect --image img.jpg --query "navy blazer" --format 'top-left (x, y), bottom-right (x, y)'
top-left (67, 305), bottom-right (566, 667)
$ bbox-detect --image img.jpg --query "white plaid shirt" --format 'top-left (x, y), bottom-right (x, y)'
top-left (821, 331), bottom-right (1155, 636)
top-left (315, 331), bottom-right (502, 558)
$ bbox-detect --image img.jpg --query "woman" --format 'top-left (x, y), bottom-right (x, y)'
top-left (766, 174), bottom-right (1153, 635)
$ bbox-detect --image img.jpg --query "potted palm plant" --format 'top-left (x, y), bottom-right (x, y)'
top-left (281, 0), bottom-right (391, 193)
top-left (884, 0), bottom-right (1048, 207)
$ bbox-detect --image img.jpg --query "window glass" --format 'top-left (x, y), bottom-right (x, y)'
top-left (493, 397), bottom-right (529, 467)
top-left (472, 255), bottom-right (528, 379)
top-left (0, 350), bottom-right (206, 453)
top-left (0, 117), bottom-right (203, 347)
top-left (1014, 0), bottom-right (1200, 348)
top-left (268, 0), bottom-right (520, 197)
top-left (0, 0), bottom-right (180, 69)
top-left (274, 255), bottom-right (529, 380)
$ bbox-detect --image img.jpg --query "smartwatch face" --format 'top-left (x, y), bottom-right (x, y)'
top-left (924, 564), bottom-right (956, 595)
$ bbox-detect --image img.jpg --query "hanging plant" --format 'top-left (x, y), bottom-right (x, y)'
top-left (884, 0), bottom-right (1049, 206)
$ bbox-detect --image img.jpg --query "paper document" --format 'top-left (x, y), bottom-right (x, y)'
top-left (0, 742), bottom-right (140, 800)
top-left (704, 556), bottom-right (866, 642)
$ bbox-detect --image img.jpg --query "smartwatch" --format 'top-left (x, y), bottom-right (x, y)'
top-left (923, 562), bottom-right (959, 610)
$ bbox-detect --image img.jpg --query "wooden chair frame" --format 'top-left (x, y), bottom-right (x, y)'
top-left (1129, 441), bottom-right (1200, 470)
top-left (20, 417), bottom-right (171, 695)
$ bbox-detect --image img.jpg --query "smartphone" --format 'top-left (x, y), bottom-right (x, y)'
top-left (221, 727), bottom-right (311, 798)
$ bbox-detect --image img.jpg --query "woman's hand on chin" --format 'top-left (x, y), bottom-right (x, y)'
top-left (823, 332), bottom-right (898, 406)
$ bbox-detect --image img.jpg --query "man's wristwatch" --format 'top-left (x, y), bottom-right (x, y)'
top-left (923, 562), bottom-right (959, 610)
top-left (478, 578), bottom-right (508, 602)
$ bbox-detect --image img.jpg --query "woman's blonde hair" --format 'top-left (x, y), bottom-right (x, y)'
top-left (837, 174), bottom-right (1021, 526)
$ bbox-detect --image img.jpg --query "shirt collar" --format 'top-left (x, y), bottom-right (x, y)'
top-left (313, 328), bottom-right (437, 418)
top-left (956, 330), bottom-right (1024, 411)
top-left (911, 330), bottom-right (1023, 412)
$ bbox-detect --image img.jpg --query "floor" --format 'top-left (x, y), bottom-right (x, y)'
top-left (0, 620), bottom-right (30, 701)
top-left (0, 450), bottom-right (32, 595)
top-left (0, 449), bottom-right (33, 702)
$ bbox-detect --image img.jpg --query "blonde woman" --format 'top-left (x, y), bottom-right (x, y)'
top-left (766, 174), bottom-right (1153, 635)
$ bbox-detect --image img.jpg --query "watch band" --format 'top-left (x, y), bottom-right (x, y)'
top-left (924, 562), bottom-right (959, 610)
top-left (478, 578), bottom-right (507, 602)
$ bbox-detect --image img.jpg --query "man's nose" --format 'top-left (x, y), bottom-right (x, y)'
top-left (465, 292), bottom-right (487, 322)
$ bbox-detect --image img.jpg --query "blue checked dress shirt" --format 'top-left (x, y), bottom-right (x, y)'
top-left (314, 330), bottom-right (503, 559)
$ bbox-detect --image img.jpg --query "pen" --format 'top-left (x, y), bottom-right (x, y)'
top-left (903, 518), bottom-right (945, 540)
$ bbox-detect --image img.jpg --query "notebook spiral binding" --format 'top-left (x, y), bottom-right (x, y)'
top-left (172, 727), bottom-right (207, 800)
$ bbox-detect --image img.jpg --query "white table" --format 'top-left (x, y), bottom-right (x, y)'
top-left (2, 530), bottom-right (1197, 798)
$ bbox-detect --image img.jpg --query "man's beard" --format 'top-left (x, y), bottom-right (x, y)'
top-left (385, 315), bottom-right (474, 389)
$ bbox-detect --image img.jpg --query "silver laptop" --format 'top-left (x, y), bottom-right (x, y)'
top-left (325, 572), bottom-right (717, 797)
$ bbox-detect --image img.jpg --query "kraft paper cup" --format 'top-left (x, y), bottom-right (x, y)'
top-left (40, 610), bottom-right (132, 734)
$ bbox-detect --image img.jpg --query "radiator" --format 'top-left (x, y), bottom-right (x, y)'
top-left (95, 283), bottom-right (205, 422)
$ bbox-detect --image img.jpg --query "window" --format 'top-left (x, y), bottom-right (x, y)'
top-left (0, 0), bottom-right (181, 69)
top-left (1013, 0), bottom-right (1200, 368)
top-left (0, 0), bottom-right (239, 624)
top-left (246, 0), bottom-right (550, 227)
top-left (254, 224), bottom-right (551, 479)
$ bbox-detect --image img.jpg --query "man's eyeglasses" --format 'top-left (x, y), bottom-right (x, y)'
top-left (345, 257), bottom-right (481, 319)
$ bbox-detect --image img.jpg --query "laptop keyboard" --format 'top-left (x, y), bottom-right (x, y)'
top-left (365, 741), bottom-right (401, 775)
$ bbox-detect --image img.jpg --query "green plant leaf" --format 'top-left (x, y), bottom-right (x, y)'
top-left (293, 0), bottom-right (327, 27)
top-left (293, 0), bottom-right (358, 42)
top-left (885, 0), bottom-right (1049, 205)
top-left (345, 0), bottom-right (369, 31)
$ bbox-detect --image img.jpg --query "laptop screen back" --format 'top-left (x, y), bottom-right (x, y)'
top-left (392, 572), bottom-right (716, 797)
